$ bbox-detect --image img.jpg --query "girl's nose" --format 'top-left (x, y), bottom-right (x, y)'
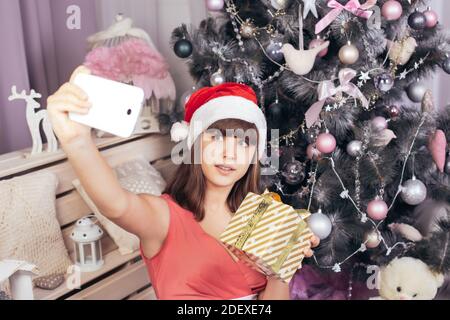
top-left (223, 137), bottom-right (236, 160)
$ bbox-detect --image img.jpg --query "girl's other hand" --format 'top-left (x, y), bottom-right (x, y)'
top-left (304, 235), bottom-right (320, 258)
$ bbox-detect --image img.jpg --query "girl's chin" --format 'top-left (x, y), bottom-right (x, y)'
top-left (206, 175), bottom-right (240, 189)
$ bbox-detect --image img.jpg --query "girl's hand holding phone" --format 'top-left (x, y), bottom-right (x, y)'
top-left (47, 66), bottom-right (93, 145)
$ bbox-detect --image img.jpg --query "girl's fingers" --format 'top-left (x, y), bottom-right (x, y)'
top-left (58, 83), bottom-right (89, 101)
top-left (48, 98), bottom-right (91, 115)
top-left (49, 92), bottom-right (91, 109)
top-left (69, 65), bottom-right (91, 83)
top-left (310, 235), bottom-right (320, 248)
top-left (304, 249), bottom-right (314, 258)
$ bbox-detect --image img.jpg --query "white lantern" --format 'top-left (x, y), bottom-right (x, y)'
top-left (70, 216), bottom-right (104, 272)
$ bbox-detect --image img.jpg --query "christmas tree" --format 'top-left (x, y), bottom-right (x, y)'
top-left (172, 0), bottom-right (450, 299)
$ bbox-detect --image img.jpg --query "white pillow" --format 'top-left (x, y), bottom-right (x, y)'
top-left (72, 157), bottom-right (166, 255)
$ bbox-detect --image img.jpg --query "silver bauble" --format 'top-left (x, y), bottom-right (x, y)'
top-left (375, 73), bottom-right (395, 92)
top-left (407, 81), bottom-right (427, 103)
top-left (266, 40), bottom-right (285, 63)
top-left (339, 42), bottom-right (359, 65)
top-left (346, 140), bottom-right (363, 157)
top-left (307, 209), bottom-right (332, 240)
top-left (443, 56), bottom-right (450, 74)
top-left (364, 230), bottom-right (382, 248)
top-left (210, 69), bottom-right (225, 86)
top-left (400, 176), bottom-right (427, 205)
top-left (270, 0), bottom-right (289, 10)
top-left (281, 160), bottom-right (305, 185)
top-left (179, 86), bottom-right (196, 108)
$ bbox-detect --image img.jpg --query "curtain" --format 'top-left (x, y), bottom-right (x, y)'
top-left (0, 0), bottom-right (97, 154)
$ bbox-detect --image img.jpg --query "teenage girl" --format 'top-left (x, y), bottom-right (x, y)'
top-left (47, 66), bottom-right (319, 300)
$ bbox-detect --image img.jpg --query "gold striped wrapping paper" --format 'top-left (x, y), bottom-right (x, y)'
top-left (220, 192), bottom-right (314, 283)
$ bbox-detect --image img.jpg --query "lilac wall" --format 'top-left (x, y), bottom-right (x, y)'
top-left (0, 0), bottom-right (98, 154)
top-left (428, 0), bottom-right (450, 108)
top-left (0, 0), bottom-right (29, 155)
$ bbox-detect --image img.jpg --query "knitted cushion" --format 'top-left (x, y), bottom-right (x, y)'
top-left (72, 157), bottom-right (166, 255)
top-left (0, 172), bottom-right (72, 278)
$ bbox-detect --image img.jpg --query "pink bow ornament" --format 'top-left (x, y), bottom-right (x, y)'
top-left (315, 0), bottom-right (378, 34)
top-left (305, 68), bottom-right (369, 128)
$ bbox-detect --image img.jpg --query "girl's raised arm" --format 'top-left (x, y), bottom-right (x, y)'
top-left (47, 66), bottom-right (168, 245)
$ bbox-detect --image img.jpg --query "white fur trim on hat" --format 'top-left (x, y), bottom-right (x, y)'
top-left (186, 95), bottom-right (267, 159)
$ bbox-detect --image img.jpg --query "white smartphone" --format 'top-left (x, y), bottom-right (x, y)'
top-left (69, 74), bottom-right (145, 138)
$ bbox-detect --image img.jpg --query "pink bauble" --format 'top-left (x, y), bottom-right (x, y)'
top-left (206, 0), bottom-right (224, 11)
top-left (371, 116), bottom-right (388, 131)
top-left (424, 9), bottom-right (438, 28)
top-left (381, 0), bottom-right (403, 21)
top-left (316, 133), bottom-right (336, 154)
top-left (307, 144), bottom-right (322, 160)
top-left (367, 199), bottom-right (389, 221)
top-left (309, 39), bottom-right (328, 58)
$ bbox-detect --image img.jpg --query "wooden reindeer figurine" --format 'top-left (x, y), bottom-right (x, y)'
top-left (8, 86), bottom-right (58, 156)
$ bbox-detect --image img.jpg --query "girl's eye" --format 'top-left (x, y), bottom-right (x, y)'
top-left (212, 133), bottom-right (223, 141)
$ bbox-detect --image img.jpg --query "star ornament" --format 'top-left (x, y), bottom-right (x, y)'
top-left (399, 70), bottom-right (408, 80)
top-left (302, 0), bottom-right (318, 19)
top-left (359, 71), bottom-right (371, 82)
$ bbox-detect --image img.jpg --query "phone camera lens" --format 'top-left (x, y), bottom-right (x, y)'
top-left (127, 109), bottom-right (132, 115)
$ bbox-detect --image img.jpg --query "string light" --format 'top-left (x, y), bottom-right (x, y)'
top-left (310, 116), bottom-right (427, 272)
top-left (397, 53), bottom-right (431, 80)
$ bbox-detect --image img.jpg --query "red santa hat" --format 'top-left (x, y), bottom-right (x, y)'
top-left (170, 83), bottom-right (267, 159)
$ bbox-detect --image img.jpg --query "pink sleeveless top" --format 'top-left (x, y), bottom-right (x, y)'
top-left (140, 194), bottom-right (267, 300)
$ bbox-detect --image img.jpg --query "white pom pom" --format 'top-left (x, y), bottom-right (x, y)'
top-left (170, 121), bottom-right (189, 142)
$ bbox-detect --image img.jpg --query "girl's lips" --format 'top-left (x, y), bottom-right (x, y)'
top-left (215, 164), bottom-right (236, 174)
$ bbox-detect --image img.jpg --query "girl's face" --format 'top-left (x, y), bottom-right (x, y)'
top-left (200, 128), bottom-right (258, 188)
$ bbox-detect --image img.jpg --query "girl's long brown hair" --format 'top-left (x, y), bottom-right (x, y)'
top-left (164, 119), bottom-right (261, 221)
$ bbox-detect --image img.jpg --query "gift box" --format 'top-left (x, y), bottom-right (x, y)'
top-left (220, 191), bottom-right (314, 283)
